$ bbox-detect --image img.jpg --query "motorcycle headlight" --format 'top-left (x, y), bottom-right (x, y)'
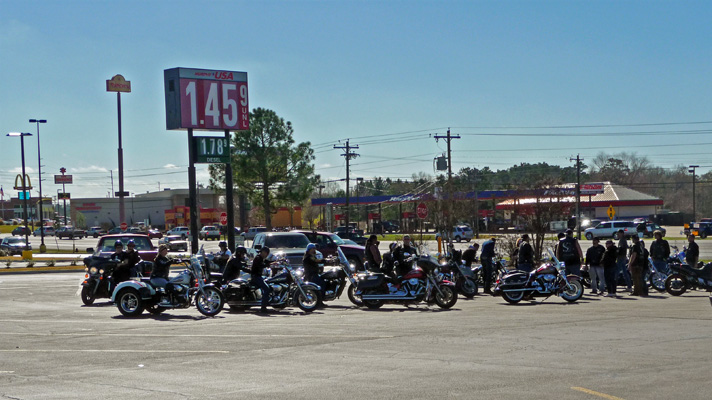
top-left (99, 269), bottom-right (105, 275)
top-left (89, 267), bottom-right (98, 275)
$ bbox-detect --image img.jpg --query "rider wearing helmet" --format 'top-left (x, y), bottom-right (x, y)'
top-left (251, 246), bottom-right (272, 313)
top-left (394, 235), bottom-right (418, 277)
top-left (302, 243), bottom-right (322, 283)
top-left (124, 239), bottom-right (141, 273)
top-left (221, 246), bottom-right (248, 284)
top-left (111, 240), bottom-right (132, 284)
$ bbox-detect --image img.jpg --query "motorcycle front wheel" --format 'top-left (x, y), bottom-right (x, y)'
top-left (458, 277), bottom-right (478, 298)
top-left (665, 274), bottom-right (687, 296)
top-left (560, 280), bottom-right (584, 302)
top-left (649, 272), bottom-right (667, 292)
top-left (434, 285), bottom-right (458, 309)
top-left (347, 285), bottom-right (364, 306)
top-left (80, 286), bottom-right (96, 306)
top-left (196, 287), bottom-right (225, 316)
top-left (295, 287), bottom-right (319, 312)
top-left (501, 290), bottom-right (524, 304)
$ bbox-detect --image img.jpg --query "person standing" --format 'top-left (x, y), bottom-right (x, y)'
top-left (517, 234), bottom-right (534, 273)
top-left (602, 240), bottom-right (618, 297)
top-left (556, 229), bottom-right (583, 277)
top-left (364, 234), bottom-right (382, 272)
top-left (585, 238), bottom-right (606, 295)
top-left (251, 247), bottom-right (273, 313)
top-left (628, 235), bottom-right (648, 296)
top-left (649, 230), bottom-right (670, 275)
top-left (480, 237), bottom-right (497, 294)
top-left (616, 230), bottom-right (633, 292)
top-left (686, 234), bottom-right (700, 267)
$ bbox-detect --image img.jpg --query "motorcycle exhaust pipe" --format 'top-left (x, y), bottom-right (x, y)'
top-left (361, 294), bottom-right (418, 300)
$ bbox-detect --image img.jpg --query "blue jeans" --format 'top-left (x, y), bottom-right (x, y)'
top-left (617, 257), bottom-right (632, 289)
top-left (251, 276), bottom-right (271, 308)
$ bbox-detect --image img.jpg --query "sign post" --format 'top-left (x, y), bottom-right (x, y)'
top-left (417, 202), bottom-right (428, 244)
top-left (164, 67), bottom-right (248, 253)
top-left (106, 74), bottom-right (131, 228)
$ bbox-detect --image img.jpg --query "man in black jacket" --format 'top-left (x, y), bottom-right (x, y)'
top-left (557, 229), bottom-right (583, 277)
top-left (517, 234), bottom-right (534, 272)
top-left (649, 230), bottom-right (670, 275)
top-left (686, 234), bottom-right (700, 267)
top-left (252, 247), bottom-right (272, 313)
top-left (602, 240), bottom-right (618, 297)
top-left (585, 238), bottom-right (606, 295)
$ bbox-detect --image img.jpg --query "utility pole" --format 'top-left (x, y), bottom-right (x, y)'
top-left (434, 128), bottom-right (460, 238)
top-left (570, 154), bottom-right (584, 240)
top-left (689, 165), bottom-right (699, 222)
top-left (334, 140), bottom-right (359, 233)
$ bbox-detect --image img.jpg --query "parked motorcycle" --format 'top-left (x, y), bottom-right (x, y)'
top-left (473, 257), bottom-right (508, 291)
top-left (664, 261), bottom-right (712, 296)
top-left (222, 254), bottom-right (321, 313)
top-left (646, 257), bottom-right (667, 292)
top-left (440, 250), bottom-right (477, 298)
top-left (493, 249), bottom-right (584, 304)
top-left (112, 250), bottom-right (224, 317)
top-left (352, 247), bottom-right (458, 310)
top-left (319, 248), bottom-right (362, 306)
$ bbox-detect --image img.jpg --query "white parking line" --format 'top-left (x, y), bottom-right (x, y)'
top-left (0, 349), bottom-right (229, 354)
top-left (0, 332), bottom-right (395, 338)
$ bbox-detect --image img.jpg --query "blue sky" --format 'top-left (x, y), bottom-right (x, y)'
top-left (1, 0), bottom-right (711, 199)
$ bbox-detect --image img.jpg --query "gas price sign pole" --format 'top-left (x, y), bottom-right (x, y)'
top-left (164, 68), bottom-right (248, 253)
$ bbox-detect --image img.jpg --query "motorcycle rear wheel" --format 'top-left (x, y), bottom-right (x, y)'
top-left (501, 291), bottom-right (524, 304)
top-left (196, 287), bottom-right (225, 316)
top-left (459, 278), bottom-right (478, 298)
top-left (665, 274), bottom-right (687, 296)
top-left (116, 288), bottom-right (145, 317)
top-left (347, 285), bottom-right (364, 306)
top-left (363, 299), bottom-right (384, 309)
top-left (434, 285), bottom-right (458, 309)
top-left (295, 287), bottom-right (319, 312)
top-left (561, 280), bottom-right (584, 302)
top-left (80, 286), bottom-right (96, 306)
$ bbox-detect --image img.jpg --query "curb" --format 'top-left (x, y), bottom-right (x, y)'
top-left (0, 265), bottom-right (86, 275)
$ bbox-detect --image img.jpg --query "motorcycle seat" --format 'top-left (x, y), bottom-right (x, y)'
top-left (686, 263), bottom-right (712, 280)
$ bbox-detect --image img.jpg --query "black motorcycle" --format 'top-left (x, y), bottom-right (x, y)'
top-left (665, 262), bottom-right (712, 296)
top-left (80, 257), bottom-right (154, 306)
top-left (441, 248), bottom-right (477, 298)
top-left (319, 248), bottom-right (361, 306)
top-left (473, 257), bottom-right (508, 292)
top-left (223, 255), bottom-right (321, 313)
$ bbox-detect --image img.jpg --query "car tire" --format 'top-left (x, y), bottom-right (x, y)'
top-left (585, 232), bottom-right (593, 240)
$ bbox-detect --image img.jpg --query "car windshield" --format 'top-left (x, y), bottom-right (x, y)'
top-left (5, 238), bottom-right (22, 244)
top-left (327, 233), bottom-right (346, 245)
top-left (264, 234), bottom-right (311, 249)
top-left (99, 237), bottom-right (153, 252)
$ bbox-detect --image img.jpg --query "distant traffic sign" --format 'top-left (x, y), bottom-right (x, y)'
top-left (120, 222), bottom-right (128, 230)
top-left (54, 175), bottom-right (73, 184)
top-left (416, 203), bottom-right (428, 219)
top-left (58, 192), bottom-right (70, 200)
top-left (219, 212), bottom-right (228, 226)
top-left (607, 205), bottom-right (616, 220)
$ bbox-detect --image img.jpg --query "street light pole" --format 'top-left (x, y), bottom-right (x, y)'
top-left (689, 165), bottom-right (699, 222)
top-left (7, 132), bottom-right (33, 251)
top-left (29, 119), bottom-right (47, 252)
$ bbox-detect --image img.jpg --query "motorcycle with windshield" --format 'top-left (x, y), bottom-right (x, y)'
top-left (441, 244), bottom-right (477, 298)
top-left (222, 253), bottom-right (321, 313)
top-left (318, 247), bottom-right (363, 306)
top-left (112, 248), bottom-right (224, 317)
top-left (493, 249), bottom-right (584, 304)
top-left (79, 256), bottom-right (154, 306)
top-left (351, 246), bottom-right (458, 310)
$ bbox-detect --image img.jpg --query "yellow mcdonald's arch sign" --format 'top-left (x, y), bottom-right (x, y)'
top-left (13, 174), bottom-right (32, 191)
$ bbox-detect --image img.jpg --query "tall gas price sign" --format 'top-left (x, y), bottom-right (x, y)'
top-left (164, 67), bottom-right (248, 253)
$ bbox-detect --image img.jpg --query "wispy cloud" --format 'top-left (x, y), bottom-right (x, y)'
top-left (163, 164), bottom-right (180, 169)
top-left (70, 166), bottom-right (109, 173)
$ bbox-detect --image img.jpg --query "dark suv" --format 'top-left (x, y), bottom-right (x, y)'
top-left (293, 230), bottom-right (365, 269)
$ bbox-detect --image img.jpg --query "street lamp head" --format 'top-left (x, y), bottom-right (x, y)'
top-left (29, 119), bottom-right (47, 124)
top-left (6, 132), bottom-right (32, 137)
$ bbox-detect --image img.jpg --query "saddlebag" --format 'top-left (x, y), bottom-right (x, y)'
top-left (356, 273), bottom-right (385, 290)
top-left (498, 272), bottom-right (529, 289)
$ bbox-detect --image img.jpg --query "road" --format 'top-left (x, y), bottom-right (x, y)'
top-left (0, 272), bottom-right (711, 399)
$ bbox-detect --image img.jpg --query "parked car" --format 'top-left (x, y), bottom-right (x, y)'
top-left (56, 226), bottom-right (86, 239)
top-left (127, 227), bottom-right (142, 234)
top-left (436, 225), bottom-right (474, 242)
top-left (86, 226), bottom-right (106, 238)
top-left (166, 226), bottom-right (190, 239)
top-left (685, 222), bottom-right (710, 239)
top-left (85, 234), bottom-right (157, 267)
top-left (107, 227), bottom-right (124, 234)
top-left (1, 237), bottom-right (32, 255)
top-left (584, 220), bottom-right (637, 240)
top-left (292, 230), bottom-right (366, 269)
top-left (33, 226), bottom-right (55, 237)
top-left (11, 226), bottom-right (30, 236)
top-left (250, 232), bottom-right (314, 267)
top-left (199, 226), bottom-right (221, 240)
top-left (147, 229), bottom-right (163, 239)
top-left (335, 231), bottom-right (368, 245)
top-left (240, 226), bottom-right (267, 240)
top-left (158, 235), bottom-right (189, 252)
top-left (644, 222), bottom-right (667, 238)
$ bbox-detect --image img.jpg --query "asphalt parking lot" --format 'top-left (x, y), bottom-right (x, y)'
top-left (1, 272), bottom-right (711, 399)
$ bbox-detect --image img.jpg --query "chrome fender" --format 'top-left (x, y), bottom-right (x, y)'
top-left (111, 280), bottom-right (154, 302)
